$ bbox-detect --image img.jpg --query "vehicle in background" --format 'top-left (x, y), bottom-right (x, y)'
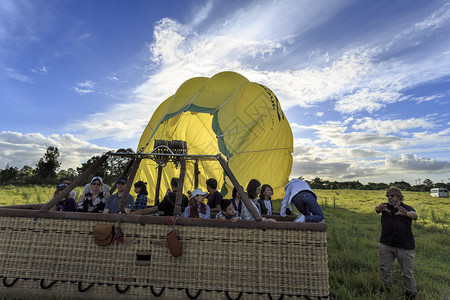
top-left (430, 188), bottom-right (449, 197)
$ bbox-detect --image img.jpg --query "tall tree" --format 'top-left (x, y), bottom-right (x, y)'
top-left (76, 148), bottom-right (134, 184)
top-left (19, 165), bottom-right (34, 184)
top-left (423, 178), bottom-right (433, 187)
top-left (108, 148), bottom-right (134, 179)
top-left (0, 164), bottom-right (19, 184)
top-left (77, 155), bottom-right (102, 176)
top-left (34, 146), bottom-right (61, 183)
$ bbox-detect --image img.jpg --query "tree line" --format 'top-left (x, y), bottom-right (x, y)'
top-left (0, 146), bottom-right (133, 186)
top-left (302, 177), bottom-right (449, 191)
top-left (0, 146), bottom-right (448, 191)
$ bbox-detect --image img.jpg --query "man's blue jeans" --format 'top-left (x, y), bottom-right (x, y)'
top-left (292, 191), bottom-right (324, 222)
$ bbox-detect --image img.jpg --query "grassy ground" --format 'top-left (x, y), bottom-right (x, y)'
top-left (0, 184), bottom-right (84, 206)
top-left (1, 186), bottom-right (448, 299)
top-left (273, 189), bottom-right (449, 300)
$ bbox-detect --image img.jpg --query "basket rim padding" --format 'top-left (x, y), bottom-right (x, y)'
top-left (0, 206), bottom-right (327, 231)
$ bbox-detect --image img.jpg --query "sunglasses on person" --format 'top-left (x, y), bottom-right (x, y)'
top-left (385, 194), bottom-right (396, 198)
top-left (91, 182), bottom-right (101, 186)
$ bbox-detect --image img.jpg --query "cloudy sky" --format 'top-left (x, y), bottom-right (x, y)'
top-left (1, 0), bottom-right (449, 185)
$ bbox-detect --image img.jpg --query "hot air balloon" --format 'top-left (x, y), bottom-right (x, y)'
top-left (0, 73), bottom-right (331, 299)
top-left (134, 71), bottom-right (293, 203)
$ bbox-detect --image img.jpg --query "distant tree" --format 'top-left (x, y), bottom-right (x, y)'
top-left (19, 165), bottom-right (34, 184)
top-left (423, 179), bottom-right (433, 187)
top-left (77, 155), bottom-right (103, 177)
top-left (0, 164), bottom-right (19, 184)
top-left (34, 146), bottom-right (61, 183)
top-left (434, 182), bottom-right (447, 189)
top-left (410, 185), bottom-right (423, 192)
top-left (57, 168), bottom-right (78, 181)
top-left (76, 148), bottom-right (134, 185)
top-left (376, 183), bottom-right (389, 190)
top-left (313, 177), bottom-right (323, 184)
top-left (365, 182), bottom-right (377, 190)
top-left (347, 180), bottom-right (363, 189)
top-left (420, 185), bottom-right (430, 192)
top-left (390, 180), bottom-right (411, 190)
top-left (108, 148), bottom-right (134, 180)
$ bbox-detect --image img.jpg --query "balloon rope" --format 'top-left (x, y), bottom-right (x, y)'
top-left (210, 82), bottom-right (247, 115)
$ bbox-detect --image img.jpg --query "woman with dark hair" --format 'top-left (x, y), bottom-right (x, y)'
top-left (183, 189), bottom-right (210, 219)
top-left (133, 181), bottom-right (148, 210)
top-left (230, 186), bottom-right (243, 214)
top-left (258, 184), bottom-right (273, 215)
top-left (240, 179), bottom-right (276, 222)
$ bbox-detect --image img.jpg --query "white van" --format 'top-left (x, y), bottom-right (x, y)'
top-left (430, 188), bottom-right (449, 197)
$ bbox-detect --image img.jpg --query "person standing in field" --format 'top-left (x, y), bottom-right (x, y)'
top-left (280, 179), bottom-right (324, 222)
top-left (375, 187), bottom-right (418, 300)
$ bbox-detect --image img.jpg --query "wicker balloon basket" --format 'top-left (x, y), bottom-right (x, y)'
top-left (0, 207), bottom-right (329, 299)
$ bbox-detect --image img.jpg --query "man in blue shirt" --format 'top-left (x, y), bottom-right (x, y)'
top-left (103, 177), bottom-right (134, 214)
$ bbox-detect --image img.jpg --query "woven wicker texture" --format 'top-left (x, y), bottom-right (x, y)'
top-left (0, 216), bottom-right (329, 299)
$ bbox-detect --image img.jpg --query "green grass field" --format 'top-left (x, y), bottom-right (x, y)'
top-left (311, 190), bottom-right (449, 300)
top-left (0, 186), bottom-right (448, 299)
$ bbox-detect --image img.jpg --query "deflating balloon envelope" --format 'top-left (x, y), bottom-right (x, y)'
top-left (135, 71), bottom-right (293, 202)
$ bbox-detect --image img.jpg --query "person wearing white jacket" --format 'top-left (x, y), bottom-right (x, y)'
top-left (280, 179), bottom-right (324, 222)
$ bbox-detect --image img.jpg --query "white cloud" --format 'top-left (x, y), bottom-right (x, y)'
top-left (386, 153), bottom-right (450, 171)
top-left (31, 66), bottom-right (47, 75)
top-left (189, 1), bottom-right (213, 27)
top-left (412, 94), bottom-right (445, 103)
top-left (289, 138), bottom-right (450, 182)
top-left (404, 3), bottom-right (450, 35)
top-left (6, 67), bottom-right (33, 83)
top-left (305, 122), bottom-right (403, 148)
top-left (352, 117), bottom-right (434, 135)
top-left (72, 80), bottom-right (95, 95)
top-left (0, 131), bottom-right (110, 169)
top-left (78, 80), bottom-right (94, 88)
top-left (71, 33), bottom-right (91, 41)
top-left (73, 2), bottom-right (450, 143)
top-left (72, 87), bottom-right (93, 95)
top-left (60, 2), bottom-right (449, 186)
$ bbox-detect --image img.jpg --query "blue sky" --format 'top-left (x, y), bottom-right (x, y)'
top-left (1, 0), bottom-right (449, 185)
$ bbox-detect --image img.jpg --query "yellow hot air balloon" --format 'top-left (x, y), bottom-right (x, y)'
top-left (134, 71), bottom-right (293, 203)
